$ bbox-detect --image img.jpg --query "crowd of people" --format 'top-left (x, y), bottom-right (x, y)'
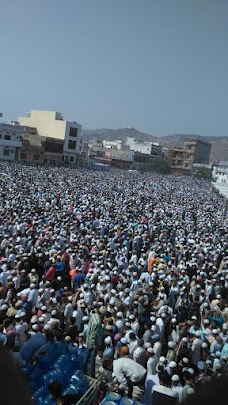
top-left (0, 161), bottom-right (227, 404)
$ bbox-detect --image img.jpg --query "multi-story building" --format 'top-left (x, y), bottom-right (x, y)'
top-left (19, 110), bottom-right (83, 165)
top-left (167, 139), bottom-right (211, 172)
top-left (184, 140), bottom-right (211, 164)
top-left (0, 122), bottom-right (22, 161)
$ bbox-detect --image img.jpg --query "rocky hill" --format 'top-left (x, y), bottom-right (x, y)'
top-left (83, 128), bottom-right (228, 163)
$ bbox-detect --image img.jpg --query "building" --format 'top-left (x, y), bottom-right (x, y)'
top-left (167, 147), bottom-right (193, 172)
top-left (212, 162), bottom-right (228, 185)
top-left (84, 136), bottom-right (167, 172)
top-left (19, 110), bottom-right (83, 165)
top-left (0, 122), bottom-right (22, 161)
top-left (212, 162), bottom-right (228, 206)
top-left (103, 140), bottom-right (123, 150)
top-left (125, 136), bottom-right (162, 156)
top-left (132, 151), bottom-right (169, 172)
top-left (167, 139), bottom-right (211, 172)
top-left (184, 140), bottom-right (211, 164)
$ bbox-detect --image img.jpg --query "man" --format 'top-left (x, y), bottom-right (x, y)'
top-left (152, 370), bottom-right (178, 405)
top-left (85, 308), bottom-right (102, 377)
top-left (133, 338), bottom-right (147, 367)
top-left (182, 370), bottom-right (195, 401)
top-left (73, 268), bottom-right (86, 289)
top-left (171, 374), bottom-right (183, 403)
top-left (191, 331), bottom-right (202, 366)
top-left (147, 347), bottom-right (159, 375)
top-left (102, 357), bottom-right (146, 398)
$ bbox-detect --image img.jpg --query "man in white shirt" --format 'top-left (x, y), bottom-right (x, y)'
top-left (171, 374), bottom-right (183, 403)
top-left (133, 339), bottom-right (147, 367)
top-left (64, 296), bottom-right (74, 324)
top-left (27, 284), bottom-right (38, 308)
top-left (115, 312), bottom-right (124, 335)
top-left (191, 331), bottom-right (202, 366)
top-left (102, 357), bottom-right (146, 398)
top-left (147, 347), bottom-right (159, 375)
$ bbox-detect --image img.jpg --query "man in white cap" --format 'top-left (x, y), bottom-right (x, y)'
top-left (72, 301), bottom-right (84, 331)
top-left (115, 312), bottom-right (124, 335)
top-left (35, 289), bottom-right (45, 309)
top-left (83, 284), bottom-right (93, 306)
top-left (40, 306), bottom-right (51, 325)
top-left (85, 307), bottom-right (102, 377)
top-left (147, 347), bottom-right (159, 375)
top-left (166, 361), bottom-right (178, 377)
top-left (14, 313), bottom-right (27, 347)
top-left (28, 268), bottom-right (39, 285)
top-left (220, 323), bottom-right (228, 344)
top-left (64, 296), bottom-right (74, 325)
top-left (166, 341), bottom-right (176, 362)
top-left (152, 334), bottom-right (162, 359)
top-left (46, 310), bottom-right (60, 330)
top-left (27, 284), bottom-right (38, 308)
top-left (129, 314), bottom-right (140, 336)
top-left (171, 374), bottom-right (183, 403)
top-left (191, 331), bottom-right (202, 366)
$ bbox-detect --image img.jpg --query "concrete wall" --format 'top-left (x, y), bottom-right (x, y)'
top-left (19, 110), bottom-right (67, 140)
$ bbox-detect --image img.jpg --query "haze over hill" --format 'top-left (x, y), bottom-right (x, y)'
top-left (83, 128), bottom-right (228, 163)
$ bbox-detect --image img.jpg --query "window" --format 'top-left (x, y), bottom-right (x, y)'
top-left (34, 154), bottom-right (39, 160)
top-left (70, 156), bottom-right (74, 162)
top-left (4, 134), bottom-right (11, 140)
top-left (21, 152), bottom-right (27, 159)
top-left (45, 141), bottom-right (63, 153)
top-left (3, 149), bottom-right (10, 156)
top-left (69, 127), bottom-right (78, 137)
top-left (68, 140), bottom-right (76, 149)
top-left (11, 150), bottom-right (14, 154)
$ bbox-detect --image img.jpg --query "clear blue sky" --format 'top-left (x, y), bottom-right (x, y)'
top-left (1, 0), bottom-right (228, 136)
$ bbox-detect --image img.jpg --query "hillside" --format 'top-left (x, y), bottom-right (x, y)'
top-left (83, 128), bottom-right (228, 163)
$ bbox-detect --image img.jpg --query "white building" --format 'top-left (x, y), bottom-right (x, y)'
top-left (125, 137), bottom-right (162, 156)
top-left (19, 110), bottom-right (83, 163)
top-left (212, 162), bottom-right (228, 185)
top-left (103, 140), bottom-right (123, 150)
top-left (0, 123), bottom-right (22, 161)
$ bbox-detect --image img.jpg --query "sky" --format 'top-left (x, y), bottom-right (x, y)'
top-left (1, 0), bottom-right (228, 137)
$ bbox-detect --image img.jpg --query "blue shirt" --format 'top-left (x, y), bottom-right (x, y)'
top-left (74, 273), bottom-right (86, 288)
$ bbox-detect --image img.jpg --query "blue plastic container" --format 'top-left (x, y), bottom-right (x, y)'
top-left (32, 386), bottom-right (49, 404)
top-left (105, 391), bottom-right (121, 403)
top-left (43, 395), bottom-right (55, 405)
top-left (42, 369), bottom-right (63, 389)
top-left (120, 398), bottom-right (136, 405)
top-left (62, 384), bottom-right (78, 395)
